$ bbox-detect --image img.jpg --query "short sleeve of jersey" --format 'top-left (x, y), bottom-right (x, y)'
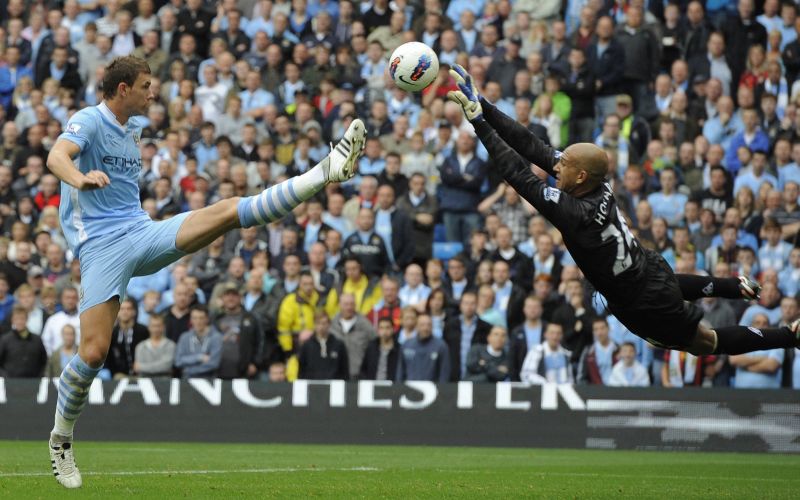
top-left (58, 110), bottom-right (98, 153)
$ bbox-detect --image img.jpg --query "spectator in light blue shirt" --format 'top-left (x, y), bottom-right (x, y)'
top-left (358, 138), bottom-right (386, 176)
top-left (445, 0), bottom-right (484, 30)
top-left (647, 168), bottom-right (687, 227)
top-left (725, 109), bottom-right (770, 175)
top-left (702, 95), bottom-right (742, 152)
top-left (732, 314), bottom-right (784, 389)
top-left (778, 248), bottom-right (800, 297)
top-left (239, 71), bottom-right (275, 120)
top-left (739, 283), bottom-right (783, 327)
top-left (758, 218), bottom-right (792, 272)
top-left (733, 150), bottom-right (778, 197)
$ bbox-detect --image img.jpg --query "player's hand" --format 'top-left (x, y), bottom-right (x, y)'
top-left (78, 171), bottom-right (111, 190)
top-left (446, 64), bottom-right (483, 122)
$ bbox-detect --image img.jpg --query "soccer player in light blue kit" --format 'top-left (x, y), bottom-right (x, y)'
top-left (45, 57), bottom-right (366, 488)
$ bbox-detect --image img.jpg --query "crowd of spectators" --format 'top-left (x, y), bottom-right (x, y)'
top-left (0, 0), bottom-right (800, 390)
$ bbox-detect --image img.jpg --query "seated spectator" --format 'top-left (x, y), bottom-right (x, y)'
top-left (396, 313), bottom-right (450, 382)
top-left (367, 276), bottom-right (402, 332)
top-left (330, 293), bottom-right (376, 379)
top-left (490, 226), bottom-right (534, 291)
top-left (302, 242), bottom-right (338, 298)
top-left (399, 263), bottom-right (431, 312)
top-left (731, 314), bottom-right (784, 389)
top-left (661, 348), bottom-right (717, 387)
top-left (726, 109), bottom-right (770, 175)
top-left (490, 260), bottom-right (526, 331)
top-left (759, 218), bottom-right (792, 272)
top-left (40, 286), bottom-right (80, 356)
top-left (508, 295), bottom-right (547, 381)
top-left (342, 208), bottom-right (390, 279)
top-left (325, 257), bottom-right (383, 318)
top-left (0, 274), bottom-right (15, 325)
top-left (733, 149), bottom-right (778, 197)
top-left (298, 310), bottom-right (350, 380)
top-left (778, 248), bottom-right (800, 297)
top-left (647, 168), bottom-right (687, 227)
top-left (739, 282), bottom-right (783, 326)
top-left (105, 298), bottom-right (148, 379)
top-left (360, 317), bottom-right (399, 381)
top-left (266, 361), bottom-right (288, 383)
top-left (213, 284), bottom-right (263, 380)
top-left (174, 306), bottom-right (223, 378)
top-left (444, 291), bottom-right (490, 381)
top-left (438, 131), bottom-right (487, 247)
top-left (46, 324), bottom-right (78, 378)
top-left (466, 326), bottom-right (511, 383)
top-left (374, 184), bottom-right (415, 272)
top-left (607, 342), bottom-right (650, 387)
top-left (133, 314), bottom-right (176, 378)
top-left (552, 279), bottom-right (595, 362)
top-left (0, 306), bottom-right (47, 377)
top-left (531, 233), bottom-right (564, 291)
top-left (277, 273), bottom-right (320, 354)
top-left (576, 317), bottom-right (618, 385)
top-left (519, 322), bottom-right (573, 385)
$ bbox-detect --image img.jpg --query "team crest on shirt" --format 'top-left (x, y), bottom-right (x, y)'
top-left (133, 131), bottom-right (141, 145)
top-left (544, 187), bottom-right (561, 203)
top-left (66, 123), bottom-right (81, 135)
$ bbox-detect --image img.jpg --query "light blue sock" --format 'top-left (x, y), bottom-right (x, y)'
top-left (237, 162), bottom-right (328, 228)
top-left (51, 354), bottom-right (101, 439)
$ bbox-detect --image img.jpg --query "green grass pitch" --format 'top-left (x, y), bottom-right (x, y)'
top-left (0, 441), bottom-right (798, 498)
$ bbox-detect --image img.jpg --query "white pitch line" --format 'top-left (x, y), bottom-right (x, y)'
top-left (0, 466), bottom-right (380, 478)
top-left (434, 469), bottom-right (800, 483)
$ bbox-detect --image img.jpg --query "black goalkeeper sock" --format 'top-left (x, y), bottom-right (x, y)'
top-left (713, 325), bottom-right (796, 355)
top-left (675, 274), bottom-right (741, 301)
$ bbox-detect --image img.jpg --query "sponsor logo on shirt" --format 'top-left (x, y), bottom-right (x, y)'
top-left (66, 123), bottom-right (81, 135)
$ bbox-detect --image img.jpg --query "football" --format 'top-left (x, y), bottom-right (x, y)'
top-left (388, 42), bottom-right (439, 92)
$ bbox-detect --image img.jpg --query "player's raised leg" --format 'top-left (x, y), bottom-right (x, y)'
top-left (687, 319), bottom-right (799, 356)
top-left (674, 273), bottom-right (761, 301)
top-left (50, 299), bottom-right (120, 489)
top-left (174, 119), bottom-right (366, 253)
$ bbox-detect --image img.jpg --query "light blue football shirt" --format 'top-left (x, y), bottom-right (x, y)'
top-left (58, 102), bottom-right (150, 255)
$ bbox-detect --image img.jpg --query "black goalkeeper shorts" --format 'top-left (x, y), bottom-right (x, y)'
top-left (606, 249), bottom-right (703, 350)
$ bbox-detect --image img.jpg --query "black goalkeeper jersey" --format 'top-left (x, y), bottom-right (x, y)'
top-left (475, 100), bottom-right (648, 305)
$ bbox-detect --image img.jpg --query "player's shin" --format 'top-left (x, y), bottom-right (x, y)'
top-left (675, 274), bottom-right (744, 301)
top-left (712, 325), bottom-right (796, 355)
top-left (236, 163), bottom-right (327, 228)
top-left (51, 354), bottom-right (102, 440)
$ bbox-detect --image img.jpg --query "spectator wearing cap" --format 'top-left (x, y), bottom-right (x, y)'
top-left (0, 306), bottom-right (47, 378)
top-left (40, 286), bottom-right (80, 357)
top-left (213, 282), bottom-right (264, 379)
top-left (727, 109), bottom-right (771, 175)
top-left (298, 310), bottom-right (350, 380)
top-left (487, 35), bottom-right (526, 98)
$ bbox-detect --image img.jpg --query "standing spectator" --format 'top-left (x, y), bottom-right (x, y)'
top-left (508, 295), bottom-right (546, 381)
top-left (588, 16), bottom-right (626, 123)
top-left (444, 291), bottom-right (490, 381)
top-left (727, 110), bottom-right (770, 175)
top-left (487, 36), bottom-right (526, 98)
top-left (164, 283), bottom-right (192, 343)
top-left (0, 275), bottom-right (14, 325)
top-left (46, 324), bottom-right (78, 378)
top-left (399, 263), bottom-right (431, 312)
top-left (133, 315), bottom-right (177, 377)
top-left (688, 32), bottom-right (734, 96)
top-left (105, 298), bottom-right (148, 378)
top-left (374, 184), bottom-right (415, 273)
top-left (731, 314), bottom-right (784, 389)
top-left (325, 257), bottom-right (383, 318)
top-left (396, 313), bottom-right (450, 382)
top-left (213, 284), bottom-right (263, 379)
top-left (540, 21), bottom-right (570, 78)
top-left (722, 0), bottom-right (768, 88)
top-left (615, 5), bottom-right (659, 120)
top-left (519, 322), bottom-right (573, 385)
top-left (648, 168), bottom-right (688, 227)
top-left (277, 273), bottom-right (320, 354)
top-left (395, 173), bottom-right (437, 264)
top-left (0, 306), bottom-right (47, 377)
top-left (490, 260), bottom-right (526, 332)
top-left (759, 218), bottom-right (792, 272)
top-left (576, 317), bottom-right (618, 385)
top-left (608, 342), bottom-right (651, 387)
top-left (360, 317), bottom-right (399, 381)
top-left (298, 311), bottom-right (350, 380)
top-left (477, 185), bottom-right (533, 245)
top-left (562, 47), bottom-right (595, 144)
top-left (465, 325), bottom-right (510, 383)
top-left (342, 208), bottom-right (390, 279)
top-left (438, 131), bottom-right (487, 247)
top-left (552, 279), bottom-right (595, 362)
top-left (177, 0), bottom-right (215, 58)
top-left (40, 286), bottom-right (80, 357)
top-left (490, 226), bottom-right (533, 291)
top-left (174, 305), bottom-right (223, 378)
top-left (330, 292), bottom-right (376, 379)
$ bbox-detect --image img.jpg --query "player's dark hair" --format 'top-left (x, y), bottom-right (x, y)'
top-left (102, 56), bottom-right (151, 99)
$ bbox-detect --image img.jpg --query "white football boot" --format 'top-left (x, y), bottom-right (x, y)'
top-left (323, 118), bottom-right (366, 183)
top-left (49, 436), bottom-right (82, 488)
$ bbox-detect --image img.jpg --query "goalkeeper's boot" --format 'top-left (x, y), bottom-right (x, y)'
top-left (738, 276), bottom-right (761, 301)
top-left (50, 435), bottom-right (82, 488)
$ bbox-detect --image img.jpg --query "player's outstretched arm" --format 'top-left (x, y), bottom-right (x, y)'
top-left (47, 140), bottom-right (110, 190)
top-left (449, 64), bottom-right (559, 177)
